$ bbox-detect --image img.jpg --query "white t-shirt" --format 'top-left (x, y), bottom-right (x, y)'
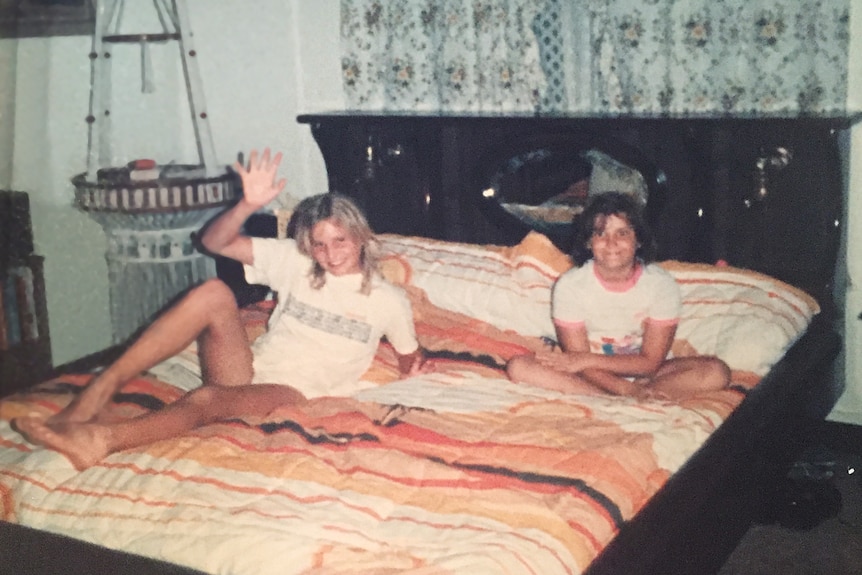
top-left (244, 237), bottom-right (418, 398)
top-left (552, 260), bottom-right (680, 356)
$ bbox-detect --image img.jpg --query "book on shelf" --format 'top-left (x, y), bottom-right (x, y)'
top-left (0, 191), bottom-right (34, 265)
top-left (0, 266), bottom-right (40, 350)
top-left (14, 267), bottom-right (38, 342)
top-left (2, 276), bottom-right (20, 347)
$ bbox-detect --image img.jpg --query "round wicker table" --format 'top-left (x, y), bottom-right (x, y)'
top-left (72, 167), bottom-right (239, 344)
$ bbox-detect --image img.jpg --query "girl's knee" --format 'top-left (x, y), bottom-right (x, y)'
top-left (179, 385), bottom-right (242, 424)
top-left (186, 385), bottom-right (223, 407)
top-left (703, 357), bottom-right (731, 390)
top-left (506, 354), bottom-right (532, 382)
top-left (184, 279), bottom-right (239, 318)
top-left (191, 278), bottom-right (236, 305)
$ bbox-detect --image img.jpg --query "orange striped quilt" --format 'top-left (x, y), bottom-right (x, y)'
top-left (0, 293), bottom-right (785, 575)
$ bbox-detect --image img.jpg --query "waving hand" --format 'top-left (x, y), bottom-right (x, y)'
top-left (233, 148), bottom-right (287, 209)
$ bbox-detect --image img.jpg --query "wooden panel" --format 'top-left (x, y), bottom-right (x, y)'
top-left (297, 112), bottom-right (854, 319)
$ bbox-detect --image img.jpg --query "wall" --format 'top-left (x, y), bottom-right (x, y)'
top-left (0, 37), bottom-right (15, 188)
top-left (829, 0), bottom-right (862, 425)
top-left (5, 0), bottom-right (342, 365)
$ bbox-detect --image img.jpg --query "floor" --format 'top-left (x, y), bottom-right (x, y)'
top-left (718, 420), bottom-right (862, 575)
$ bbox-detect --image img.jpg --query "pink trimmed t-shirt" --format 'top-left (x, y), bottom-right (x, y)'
top-left (552, 260), bottom-right (680, 356)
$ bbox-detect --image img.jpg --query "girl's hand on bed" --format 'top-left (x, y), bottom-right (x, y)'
top-left (411, 353), bottom-right (436, 376)
top-left (408, 357), bottom-right (429, 376)
top-left (233, 148), bottom-right (287, 208)
top-left (398, 349), bottom-right (431, 377)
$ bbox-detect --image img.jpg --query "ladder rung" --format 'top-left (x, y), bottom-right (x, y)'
top-left (102, 33), bottom-right (180, 44)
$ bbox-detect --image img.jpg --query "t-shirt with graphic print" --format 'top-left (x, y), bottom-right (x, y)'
top-left (551, 260), bottom-right (680, 356)
top-left (244, 237), bottom-right (419, 398)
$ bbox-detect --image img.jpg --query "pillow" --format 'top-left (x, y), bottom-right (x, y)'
top-left (581, 149), bottom-right (649, 206)
top-left (661, 261), bottom-right (819, 377)
top-left (378, 231), bottom-right (573, 338)
top-left (289, 213), bottom-right (813, 378)
top-left (402, 283), bottom-right (548, 371)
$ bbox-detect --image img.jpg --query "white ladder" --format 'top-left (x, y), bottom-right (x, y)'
top-left (85, 0), bottom-right (219, 180)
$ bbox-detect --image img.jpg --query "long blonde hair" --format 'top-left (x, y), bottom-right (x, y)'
top-left (288, 193), bottom-right (379, 294)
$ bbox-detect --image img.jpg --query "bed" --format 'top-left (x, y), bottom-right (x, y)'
top-left (0, 112), bottom-right (851, 574)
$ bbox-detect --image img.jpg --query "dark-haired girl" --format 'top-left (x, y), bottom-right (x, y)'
top-left (507, 191), bottom-right (729, 400)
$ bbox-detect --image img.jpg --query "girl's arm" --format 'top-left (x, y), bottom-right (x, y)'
top-left (200, 148), bottom-right (286, 265)
top-left (200, 201), bottom-right (258, 264)
top-left (547, 321), bottom-right (677, 379)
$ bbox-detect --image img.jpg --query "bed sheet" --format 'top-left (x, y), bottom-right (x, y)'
top-left (0, 299), bottom-right (746, 575)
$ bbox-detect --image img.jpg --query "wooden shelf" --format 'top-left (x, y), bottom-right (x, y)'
top-left (1, 191), bottom-right (51, 396)
top-left (0, 254), bottom-right (52, 397)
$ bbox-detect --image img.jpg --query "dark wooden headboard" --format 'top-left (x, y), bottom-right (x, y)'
top-left (297, 111), bottom-right (861, 320)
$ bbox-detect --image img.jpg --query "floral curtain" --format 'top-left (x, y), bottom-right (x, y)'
top-left (341, 0), bottom-right (850, 114)
top-left (555, 0), bottom-right (851, 113)
top-left (340, 0), bottom-right (546, 112)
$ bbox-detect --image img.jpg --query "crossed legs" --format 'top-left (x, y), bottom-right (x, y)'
top-left (507, 353), bottom-right (730, 400)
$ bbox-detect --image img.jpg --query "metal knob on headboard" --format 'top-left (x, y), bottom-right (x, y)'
top-left (360, 134), bottom-right (405, 181)
top-left (745, 146), bottom-right (793, 207)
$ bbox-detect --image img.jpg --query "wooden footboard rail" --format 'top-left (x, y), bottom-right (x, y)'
top-left (585, 314), bottom-right (841, 575)
top-left (0, 521), bottom-right (208, 575)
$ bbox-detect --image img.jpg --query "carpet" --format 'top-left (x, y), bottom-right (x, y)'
top-left (719, 430), bottom-right (862, 575)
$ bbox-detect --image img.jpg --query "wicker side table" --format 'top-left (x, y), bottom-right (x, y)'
top-left (72, 169), bottom-right (239, 344)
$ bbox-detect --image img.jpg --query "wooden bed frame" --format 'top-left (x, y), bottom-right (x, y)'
top-left (1, 111), bottom-right (856, 574)
top-left (289, 111), bottom-right (852, 574)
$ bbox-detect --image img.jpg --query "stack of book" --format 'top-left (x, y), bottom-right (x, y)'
top-left (0, 267), bottom-right (39, 350)
top-left (0, 191), bottom-right (40, 351)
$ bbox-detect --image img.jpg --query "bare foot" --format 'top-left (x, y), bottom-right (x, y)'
top-left (13, 416), bottom-right (112, 470)
top-left (46, 395), bottom-right (107, 425)
top-left (46, 408), bottom-right (94, 426)
top-left (47, 374), bottom-right (120, 425)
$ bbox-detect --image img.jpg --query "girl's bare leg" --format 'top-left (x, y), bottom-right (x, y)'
top-left (15, 383), bottom-right (306, 470)
top-left (506, 354), bottom-right (604, 395)
top-left (649, 356), bottom-right (731, 399)
top-left (48, 279), bottom-right (253, 424)
top-left (14, 386), bottom-right (401, 470)
top-left (508, 354), bottom-right (730, 400)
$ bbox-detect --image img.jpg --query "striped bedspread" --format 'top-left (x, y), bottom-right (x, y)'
top-left (0, 296), bottom-right (750, 575)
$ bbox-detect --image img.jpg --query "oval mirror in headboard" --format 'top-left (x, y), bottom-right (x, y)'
top-left (477, 131), bottom-right (669, 254)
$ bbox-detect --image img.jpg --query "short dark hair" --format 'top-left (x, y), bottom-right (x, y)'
top-left (570, 191), bottom-right (656, 266)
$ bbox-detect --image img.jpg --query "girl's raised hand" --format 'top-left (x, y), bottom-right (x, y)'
top-left (233, 148), bottom-right (287, 208)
